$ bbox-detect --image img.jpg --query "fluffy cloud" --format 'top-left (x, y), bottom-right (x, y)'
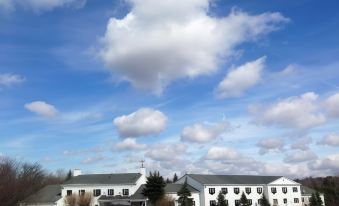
top-left (284, 150), bottom-right (317, 163)
top-left (0, 0), bottom-right (85, 12)
top-left (324, 93), bottom-right (339, 117)
top-left (99, 0), bottom-right (288, 93)
top-left (318, 134), bottom-right (339, 147)
top-left (181, 121), bottom-right (230, 143)
top-left (205, 147), bottom-right (242, 160)
top-left (308, 154), bottom-right (339, 173)
top-left (113, 108), bottom-right (167, 138)
top-left (215, 57), bottom-right (265, 98)
top-left (114, 138), bottom-right (146, 151)
top-left (256, 137), bottom-right (284, 155)
top-left (0, 73), bottom-right (25, 87)
top-left (250, 92), bottom-right (326, 130)
top-left (146, 143), bottom-right (187, 162)
top-left (24, 101), bottom-right (58, 117)
top-left (290, 137), bottom-right (312, 151)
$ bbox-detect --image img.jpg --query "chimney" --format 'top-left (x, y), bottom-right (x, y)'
top-left (140, 160), bottom-right (147, 184)
top-left (73, 169), bottom-right (82, 177)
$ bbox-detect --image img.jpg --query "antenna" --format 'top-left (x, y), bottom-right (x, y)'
top-left (140, 159), bottom-right (145, 168)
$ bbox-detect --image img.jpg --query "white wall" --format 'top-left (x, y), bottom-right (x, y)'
top-left (166, 192), bottom-right (201, 206)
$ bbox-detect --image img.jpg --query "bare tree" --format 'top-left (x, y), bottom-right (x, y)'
top-left (78, 192), bottom-right (92, 206)
top-left (64, 194), bottom-right (77, 206)
top-left (155, 195), bottom-right (175, 206)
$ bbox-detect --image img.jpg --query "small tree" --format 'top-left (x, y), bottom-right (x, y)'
top-left (177, 178), bottom-right (193, 206)
top-left (217, 191), bottom-right (228, 206)
top-left (78, 192), bottom-right (92, 206)
top-left (173, 173), bottom-right (178, 182)
top-left (259, 194), bottom-right (270, 206)
top-left (65, 170), bottom-right (72, 181)
top-left (240, 192), bottom-right (250, 206)
top-left (142, 171), bottom-right (166, 206)
top-left (64, 194), bottom-right (77, 206)
top-left (316, 192), bottom-right (324, 206)
top-left (309, 193), bottom-right (317, 206)
top-left (156, 195), bottom-right (175, 206)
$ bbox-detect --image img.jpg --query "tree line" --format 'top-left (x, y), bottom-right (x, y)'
top-left (295, 176), bottom-right (339, 206)
top-left (0, 157), bottom-right (71, 206)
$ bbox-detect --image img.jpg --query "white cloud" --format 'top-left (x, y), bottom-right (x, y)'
top-left (308, 154), bottom-right (339, 172)
top-left (279, 64), bottom-right (297, 76)
top-left (205, 146), bottom-right (242, 160)
top-left (99, 0), bottom-right (288, 93)
top-left (250, 92), bottom-right (326, 130)
top-left (24, 101), bottom-right (58, 117)
top-left (81, 155), bottom-right (105, 164)
top-left (256, 137), bottom-right (284, 155)
top-left (181, 121), bottom-right (230, 143)
top-left (284, 150), bottom-right (317, 163)
top-left (114, 138), bottom-right (146, 151)
top-left (324, 93), bottom-right (339, 117)
top-left (0, 73), bottom-right (25, 87)
top-left (318, 134), bottom-right (339, 147)
top-left (290, 137), bottom-right (312, 151)
top-left (113, 108), bottom-right (167, 138)
top-left (215, 57), bottom-right (265, 98)
top-left (0, 0), bottom-right (85, 12)
top-left (146, 143), bottom-right (187, 162)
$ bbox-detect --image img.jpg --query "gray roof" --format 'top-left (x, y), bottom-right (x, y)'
top-left (63, 173), bottom-right (142, 185)
top-left (301, 186), bottom-right (317, 195)
top-left (22, 185), bottom-right (61, 204)
top-left (131, 184), bottom-right (199, 200)
top-left (186, 174), bottom-right (282, 185)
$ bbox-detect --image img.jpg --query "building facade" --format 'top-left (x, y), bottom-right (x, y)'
top-left (20, 168), bottom-right (325, 206)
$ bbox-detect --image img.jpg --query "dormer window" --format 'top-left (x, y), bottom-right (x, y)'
top-left (123, 189), bottom-right (129, 196)
top-left (245, 187), bottom-right (251, 194)
top-left (93, 189), bottom-right (101, 197)
top-left (257, 187), bottom-right (262, 194)
top-left (234, 188), bottom-right (240, 194)
top-left (108, 189), bottom-right (114, 196)
top-left (271, 187), bottom-right (277, 194)
top-left (282, 187), bottom-right (287, 194)
top-left (221, 188), bottom-right (227, 194)
top-left (209, 188), bottom-right (215, 195)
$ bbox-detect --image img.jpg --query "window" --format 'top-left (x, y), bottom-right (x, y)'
top-left (293, 187), bottom-right (298, 192)
top-left (66, 190), bottom-right (72, 196)
top-left (258, 199), bottom-right (263, 205)
top-left (271, 187), bottom-right (277, 194)
top-left (294, 198), bottom-right (299, 203)
top-left (245, 187), bottom-right (251, 194)
top-left (273, 199), bottom-right (278, 205)
top-left (302, 197), bottom-right (305, 202)
top-left (282, 187), bottom-right (287, 194)
top-left (283, 198), bottom-right (287, 204)
top-left (79, 190), bottom-right (85, 196)
top-left (108, 189), bottom-right (114, 196)
top-left (193, 201), bottom-right (195, 206)
top-left (209, 188), bottom-right (215, 195)
top-left (93, 189), bottom-right (101, 197)
top-left (248, 199), bottom-right (252, 205)
top-left (123, 189), bottom-right (129, 196)
top-left (210, 200), bottom-right (216, 206)
top-left (234, 187), bottom-right (240, 194)
top-left (235, 200), bottom-right (240, 206)
top-left (257, 187), bottom-right (262, 194)
top-left (221, 187), bottom-right (227, 194)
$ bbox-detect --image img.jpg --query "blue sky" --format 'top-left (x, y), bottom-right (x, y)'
top-left (1, 0), bottom-right (339, 178)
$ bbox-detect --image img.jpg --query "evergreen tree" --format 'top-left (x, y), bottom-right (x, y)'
top-left (165, 177), bottom-right (172, 184)
top-left (316, 192), bottom-right (324, 206)
top-left (65, 170), bottom-right (72, 181)
top-left (309, 193), bottom-right (317, 206)
top-left (177, 178), bottom-right (193, 206)
top-left (259, 194), bottom-right (270, 206)
top-left (239, 192), bottom-right (250, 206)
top-left (217, 191), bottom-right (228, 206)
top-left (173, 173), bottom-right (178, 182)
top-left (142, 171), bottom-right (166, 205)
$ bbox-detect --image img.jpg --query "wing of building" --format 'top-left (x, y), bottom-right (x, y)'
top-left (19, 167), bottom-right (325, 206)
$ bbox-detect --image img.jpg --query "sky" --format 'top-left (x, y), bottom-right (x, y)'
top-left (0, 0), bottom-right (339, 178)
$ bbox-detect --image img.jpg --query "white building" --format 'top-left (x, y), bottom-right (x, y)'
top-left (20, 168), bottom-right (325, 206)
